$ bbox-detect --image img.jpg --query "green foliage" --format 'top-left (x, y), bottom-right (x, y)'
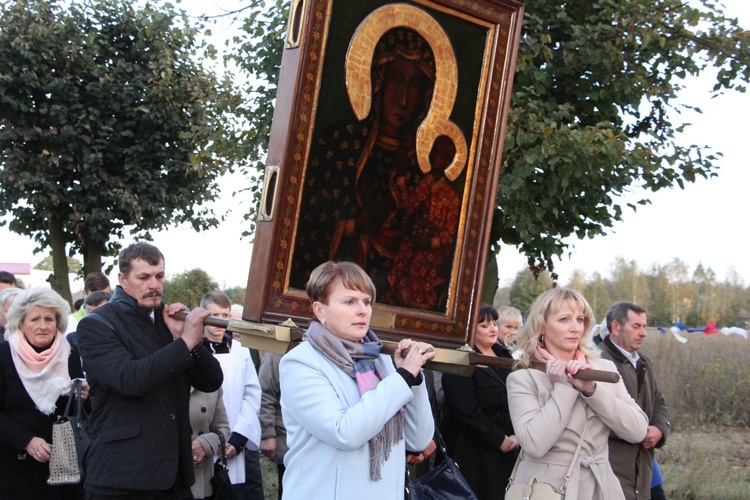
top-left (224, 0), bottom-right (750, 271)
top-left (607, 257), bottom-right (651, 306)
top-left (496, 0), bottom-right (749, 276)
top-left (223, 0), bottom-right (287, 235)
top-left (0, 0), bottom-right (244, 297)
top-left (223, 285), bottom-right (247, 306)
top-left (581, 272), bottom-right (614, 322)
top-left (34, 254), bottom-right (82, 273)
top-left (508, 268), bottom-right (554, 314)
top-left (162, 268), bottom-right (219, 309)
top-left (685, 263), bottom-right (719, 325)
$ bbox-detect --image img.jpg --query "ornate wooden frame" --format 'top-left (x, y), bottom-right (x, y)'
top-left (244, 0), bottom-right (523, 347)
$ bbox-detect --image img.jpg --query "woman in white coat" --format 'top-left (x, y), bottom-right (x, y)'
top-left (279, 261), bottom-right (436, 500)
top-left (506, 288), bottom-right (648, 499)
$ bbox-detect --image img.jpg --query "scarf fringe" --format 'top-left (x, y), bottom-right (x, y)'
top-left (369, 409), bottom-right (405, 481)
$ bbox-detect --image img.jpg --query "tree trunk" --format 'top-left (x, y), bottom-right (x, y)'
top-left (482, 252), bottom-right (499, 305)
top-left (82, 240), bottom-right (105, 276)
top-left (47, 212), bottom-right (73, 306)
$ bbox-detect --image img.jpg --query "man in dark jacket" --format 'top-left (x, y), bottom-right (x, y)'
top-left (78, 242), bottom-right (223, 499)
top-left (600, 302), bottom-right (670, 500)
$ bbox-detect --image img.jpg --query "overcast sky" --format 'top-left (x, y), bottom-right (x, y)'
top-left (1, 1), bottom-right (748, 292)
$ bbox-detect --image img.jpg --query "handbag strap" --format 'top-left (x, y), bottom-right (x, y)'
top-left (405, 425), bottom-right (447, 484)
top-left (74, 379), bottom-right (86, 422)
top-left (212, 429), bottom-right (229, 466)
top-left (560, 421), bottom-right (588, 494)
top-left (62, 379), bottom-right (82, 419)
top-left (505, 421), bottom-right (590, 494)
top-left (432, 425), bottom-right (449, 457)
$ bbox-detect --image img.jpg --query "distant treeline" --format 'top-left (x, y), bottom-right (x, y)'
top-left (498, 257), bottom-right (750, 328)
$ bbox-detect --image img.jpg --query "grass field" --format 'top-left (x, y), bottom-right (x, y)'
top-left (660, 426), bottom-right (750, 499)
top-left (260, 457), bottom-right (279, 499)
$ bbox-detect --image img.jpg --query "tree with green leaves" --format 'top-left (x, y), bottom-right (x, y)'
top-left (583, 272), bottom-right (614, 322)
top-left (508, 269), bottom-right (554, 314)
top-left (34, 254), bottom-right (82, 274)
top-left (608, 257), bottom-right (651, 305)
top-left (225, 0), bottom-right (749, 286)
top-left (223, 285), bottom-right (247, 306)
top-left (644, 264), bottom-right (675, 326)
top-left (162, 268), bottom-right (219, 309)
top-left (0, 0), bottom-right (243, 303)
top-left (715, 269), bottom-right (749, 327)
top-left (223, 0), bottom-right (288, 233)
top-left (686, 263), bottom-right (719, 325)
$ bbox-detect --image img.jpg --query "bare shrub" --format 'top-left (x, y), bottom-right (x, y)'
top-left (642, 331), bottom-right (750, 428)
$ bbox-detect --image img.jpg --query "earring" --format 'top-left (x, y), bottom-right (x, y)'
top-left (540, 333), bottom-right (545, 345)
top-left (321, 318), bottom-right (326, 326)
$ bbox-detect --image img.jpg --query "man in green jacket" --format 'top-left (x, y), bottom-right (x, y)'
top-left (66, 272), bottom-right (111, 334)
top-left (600, 302), bottom-right (670, 500)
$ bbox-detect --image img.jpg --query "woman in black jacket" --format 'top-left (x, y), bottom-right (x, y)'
top-left (0, 288), bottom-right (87, 499)
top-left (441, 304), bottom-right (521, 499)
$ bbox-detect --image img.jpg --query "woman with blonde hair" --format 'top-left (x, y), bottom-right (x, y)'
top-left (506, 288), bottom-right (647, 499)
top-left (0, 287), bottom-right (87, 499)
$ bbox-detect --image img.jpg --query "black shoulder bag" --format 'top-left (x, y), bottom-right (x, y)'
top-left (211, 429), bottom-right (240, 500)
top-left (405, 427), bottom-right (478, 500)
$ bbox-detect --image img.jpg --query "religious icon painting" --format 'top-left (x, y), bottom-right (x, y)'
top-left (245, 0), bottom-right (524, 347)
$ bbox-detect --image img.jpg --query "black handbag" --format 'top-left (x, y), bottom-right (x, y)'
top-left (405, 428), bottom-right (478, 500)
top-left (210, 430), bottom-right (240, 500)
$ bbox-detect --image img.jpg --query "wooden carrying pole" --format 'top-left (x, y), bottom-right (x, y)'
top-left (174, 312), bottom-right (619, 383)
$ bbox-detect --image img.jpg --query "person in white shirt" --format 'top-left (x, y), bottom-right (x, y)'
top-left (201, 291), bottom-right (264, 498)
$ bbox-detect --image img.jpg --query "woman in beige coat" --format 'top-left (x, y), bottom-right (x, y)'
top-left (189, 387), bottom-right (231, 499)
top-left (506, 288), bottom-right (648, 499)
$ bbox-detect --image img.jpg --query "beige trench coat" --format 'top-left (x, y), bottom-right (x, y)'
top-left (189, 387), bottom-right (231, 499)
top-left (507, 358), bottom-right (648, 500)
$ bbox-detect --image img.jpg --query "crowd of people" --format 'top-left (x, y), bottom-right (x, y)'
top-left (0, 247), bottom-right (671, 499)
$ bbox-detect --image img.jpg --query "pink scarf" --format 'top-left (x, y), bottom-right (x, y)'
top-left (8, 331), bottom-right (72, 415)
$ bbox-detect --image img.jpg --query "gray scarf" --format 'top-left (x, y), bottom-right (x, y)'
top-left (305, 322), bottom-right (405, 480)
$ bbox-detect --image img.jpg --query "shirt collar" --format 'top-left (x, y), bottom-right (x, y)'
top-left (611, 339), bottom-right (640, 369)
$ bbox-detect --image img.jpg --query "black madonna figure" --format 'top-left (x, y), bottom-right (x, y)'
top-left (293, 27), bottom-right (441, 304)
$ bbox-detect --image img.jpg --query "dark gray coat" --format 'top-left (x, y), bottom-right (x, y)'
top-left (77, 286), bottom-right (223, 493)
